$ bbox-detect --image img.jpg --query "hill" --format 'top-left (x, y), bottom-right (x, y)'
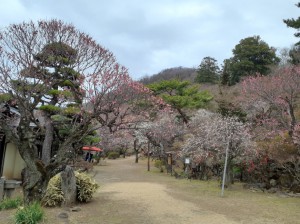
top-left (139, 67), bottom-right (197, 85)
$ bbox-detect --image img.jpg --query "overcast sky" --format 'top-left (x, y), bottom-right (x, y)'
top-left (0, 0), bottom-right (299, 80)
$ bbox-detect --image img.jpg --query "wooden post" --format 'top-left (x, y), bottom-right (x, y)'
top-left (221, 132), bottom-right (232, 197)
top-left (170, 153), bottom-right (173, 175)
top-left (147, 141), bottom-right (150, 171)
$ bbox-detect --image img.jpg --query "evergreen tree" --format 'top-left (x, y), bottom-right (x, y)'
top-left (195, 56), bottom-right (220, 83)
top-left (147, 79), bottom-right (213, 124)
top-left (228, 36), bottom-right (280, 85)
top-left (284, 2), bottom-right (300, 45)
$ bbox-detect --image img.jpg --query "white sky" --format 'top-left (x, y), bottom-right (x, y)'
top-left (0, 0), bottom-right (299, 80)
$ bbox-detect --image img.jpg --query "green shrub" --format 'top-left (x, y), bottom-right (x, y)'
top-left (14, 202), bottom-right (44, 224)
top-left (0, 197), bottom-right (23, 210)
top-left (154, 160), bottom-right (164, 172)
top-left (107, 152), bottom-right (120, 159)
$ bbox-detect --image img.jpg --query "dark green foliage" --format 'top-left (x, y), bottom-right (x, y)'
top-left (195, 57), bottom-right (220, 83)
top-left (82, 135), bottom-right (101, 145)
top-left (217, 100), bottom-right (247, 122)
top-left (283, 2), bottom-right (300, 45)
top-left (220, 59), bottom-right (231, 85)
top-left (288, 45), bottom-right (300, 65)
top-left (148, 79), bottom-right (212, 108)
top-left (34, 42), bottom-right (77, 67)
top-left (39, 105), bottom-right (61, 113)
top-left (227, 36), bottom-right (280, 85)
top-left (107, 152), bottom-right (120, 159)
top-left (0, 197), bottom-right (23, 210)
top-left (14, 202), bottom-right (44, 224)
top-left (147, 79), bottom-right (213, 123)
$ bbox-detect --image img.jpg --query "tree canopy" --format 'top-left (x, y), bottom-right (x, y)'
top-left (147, 79), bottom-right (213, 124)
top-left (283, 2), bottom-right (300, 45)
top-left (195, 56), bottom-right (220, 84)
top-left (223, 36), bottom-right (280, 85)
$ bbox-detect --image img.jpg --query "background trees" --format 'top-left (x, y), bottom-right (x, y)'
top-left (241, 66), bottom-right (300, 138)
top-left (182, 110), bottom-right (254, 185)
top-left (222, 36), bottom-right (280, 85)
top-left (241, 66), bottom-right (300, 189)
top-left (283, 2), bottom-right (300, 45)
top-left (147, 79), bottom-right (213, 124)
top-left (195, 56), bottom-right (220, 84)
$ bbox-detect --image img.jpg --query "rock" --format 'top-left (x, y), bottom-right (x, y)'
top-left (70, 207), bottom-right (81, 212)
top-left (58, 212), bottom-right (69, 219)
top-left (290, 181), bottom-right (300, 193)
top-left (278, 175), bottom-right (293, 188)
top-left (61, 166), bottom-right (77, 206)
top-left (270, 179), bottom-right (277, 187)
top-left (267, 187), bottom-right (278, 193)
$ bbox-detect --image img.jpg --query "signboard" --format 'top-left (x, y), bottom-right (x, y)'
top-left (185, 158), bottom-right (190, 164)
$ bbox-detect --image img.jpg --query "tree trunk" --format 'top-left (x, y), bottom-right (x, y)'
top-left (61, 166), bottom-right (77, 206)
top-left (147, 141), bottom-right (150, 171)
top-left (41, 112), bottom-right (54, 165)
top-left (287, 99), bottom-right (296, 137)
top-left (134, 139), bottom-right (138, 163)
top-left (21, 167), bottom-right (48, 204)
top-left (225, 161), bottom-right (234, 187)
top-left (17, 139), bottom-right (49, 204)
top-left (135, 151), bottom-right (139, 163)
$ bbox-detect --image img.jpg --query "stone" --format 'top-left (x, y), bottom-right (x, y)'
top-left (58, 212), bottom-right (69, 219)
top-left (70, 207), bottom-right (81, 212)
top-left (61, 166), bottom-right (77, 206)
top-left (270, 179), bottom-right (277, 187)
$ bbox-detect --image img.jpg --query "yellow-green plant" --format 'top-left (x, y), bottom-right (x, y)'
top-left (42, 171), bottom-right (99, 207)
top-left (75, 172), bottom-right (99, 202)
top-left (41, 174), bottom-right (64, 207)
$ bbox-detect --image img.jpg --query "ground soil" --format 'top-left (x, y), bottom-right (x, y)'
top-left (1, 156), bottom-right (300, 224)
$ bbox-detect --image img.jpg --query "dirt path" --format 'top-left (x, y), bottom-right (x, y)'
top-left (93, 157), bottom-right (237, 224)
top-left (64, 156), bottom-right (299, 224)
top-left (1, 156), bottom-right (299, 224)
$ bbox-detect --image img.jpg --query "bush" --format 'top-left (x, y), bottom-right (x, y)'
top-left (14, 202), bottom-right (44, 224)
top-left (76, 172), bottom-right (99, 202)
top-left (41, 174), bottom-right (64, 207)
top-left (154, 160), bottom-right (164, 172)
top-left (107, 152), bottom-right (120, 159)
top-left (42, 171), bottom-right (99, 207)
top-left (0, 197), bottom-right (23, 210)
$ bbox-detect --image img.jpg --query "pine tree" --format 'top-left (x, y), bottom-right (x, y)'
top-left (284, 2), bottom-right (300, 45)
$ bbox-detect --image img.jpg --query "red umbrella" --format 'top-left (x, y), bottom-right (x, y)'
top-left (82, 146), bottom-right (103, 152)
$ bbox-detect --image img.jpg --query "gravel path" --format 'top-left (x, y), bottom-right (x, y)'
top-left (2, 156), bottom-right (299, 224)
top-left (91, 157), bottom-right (238, 224)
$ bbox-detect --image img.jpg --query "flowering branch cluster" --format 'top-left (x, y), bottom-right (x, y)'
top-left (182, 109), bottom-right (255, 164)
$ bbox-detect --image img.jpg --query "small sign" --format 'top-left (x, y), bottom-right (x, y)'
top-left (185, 158), bottom-right (190, 164)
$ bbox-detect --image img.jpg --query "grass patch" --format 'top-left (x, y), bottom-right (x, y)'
top-left (0, 197), bottom-right (23, 210)
top-left (14, 201), bottom-right (44, 224)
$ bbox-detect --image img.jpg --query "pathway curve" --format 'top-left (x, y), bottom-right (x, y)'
top-left (88, 157), bottom-right (238, 224)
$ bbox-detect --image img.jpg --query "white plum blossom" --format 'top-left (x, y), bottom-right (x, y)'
top-left (183, 109), bottom-right (255, 164)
